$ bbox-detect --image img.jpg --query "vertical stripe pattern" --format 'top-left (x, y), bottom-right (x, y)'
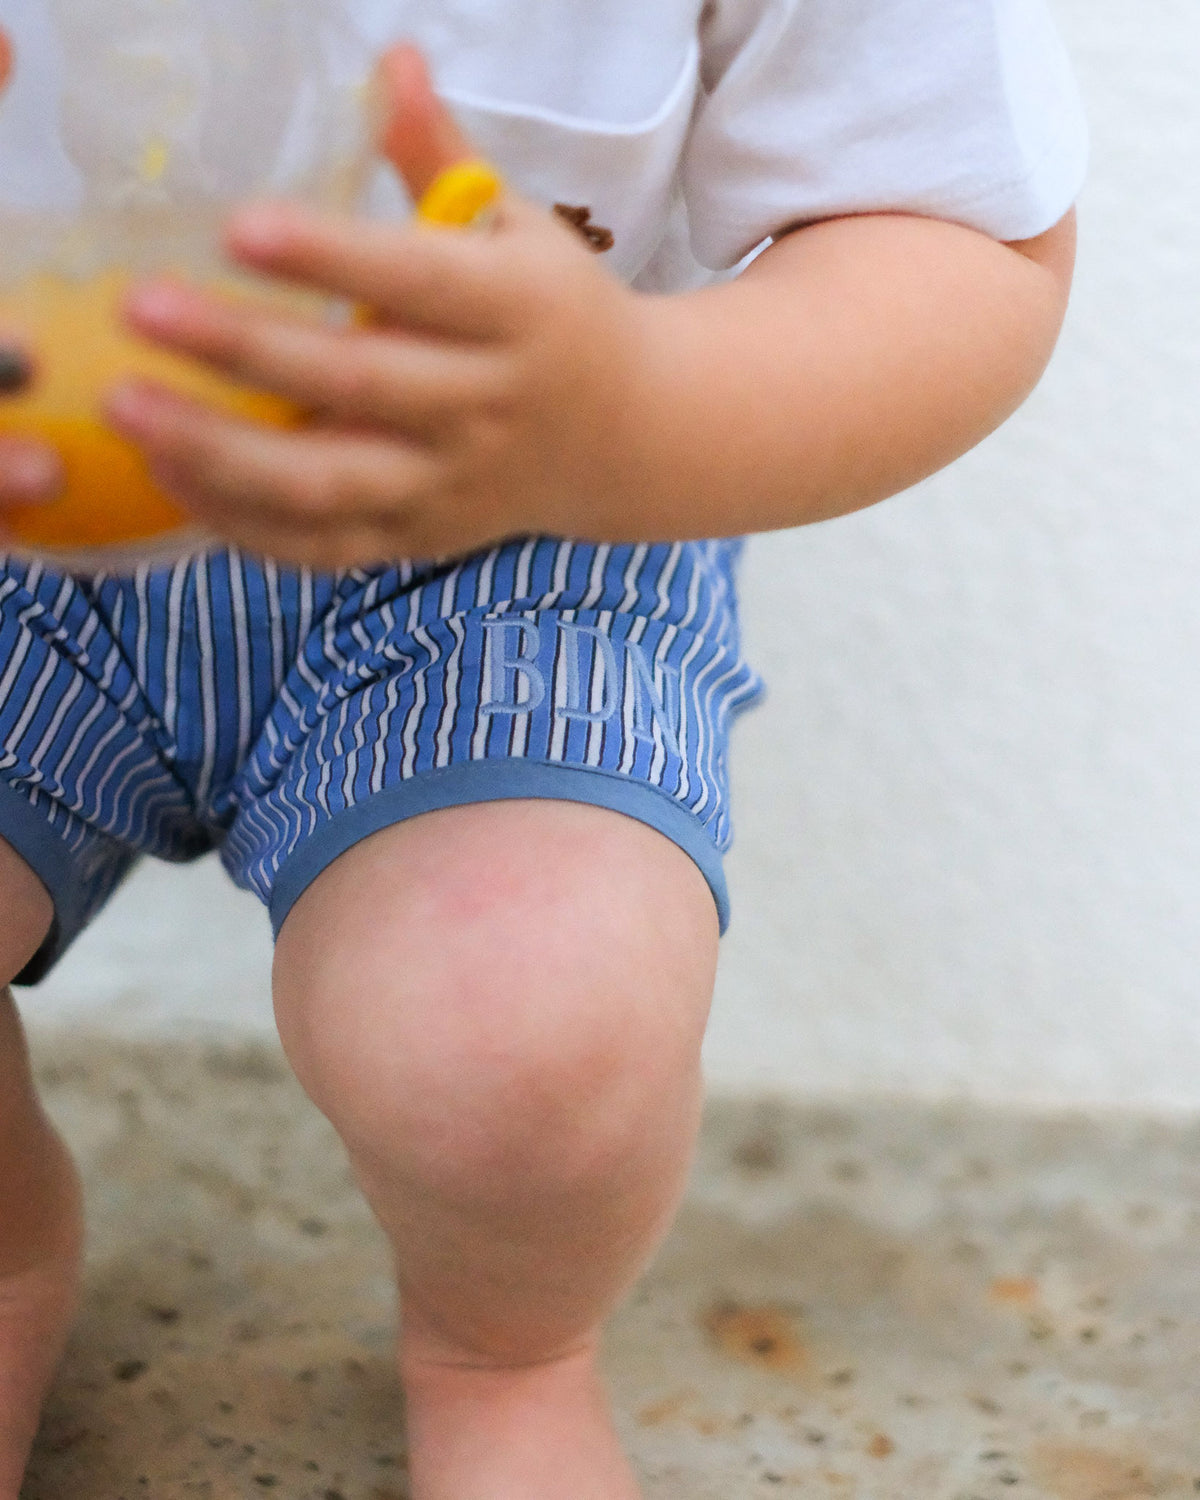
top-left (0, 539), bottom-right (763, 966)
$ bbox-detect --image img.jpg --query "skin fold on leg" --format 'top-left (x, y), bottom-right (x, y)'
top-left (273, 799), bottom-right (720, 1500)
top-left (0, 837), bottom-right (85, 1500)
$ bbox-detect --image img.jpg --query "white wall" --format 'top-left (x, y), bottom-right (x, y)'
top-left (27, 0), bottom-right (1200, 1108)
top-left (709, 0), bottom-right (1200, 1106)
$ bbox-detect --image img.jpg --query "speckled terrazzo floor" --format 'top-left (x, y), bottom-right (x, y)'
top-left (20, 1032), bottom-right (1200, 1499)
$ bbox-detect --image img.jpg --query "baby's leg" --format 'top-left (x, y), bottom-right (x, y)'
top-left (273, 799), bottom-right (717, 1500)
top-left (0, 838), bottom-right (85, 1500)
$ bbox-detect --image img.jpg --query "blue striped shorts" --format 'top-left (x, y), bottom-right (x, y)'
top-left (0, 539), bottom-right (763, 984)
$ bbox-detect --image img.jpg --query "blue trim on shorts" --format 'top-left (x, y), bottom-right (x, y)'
top-left (269, 757), bottom-right (731, 939)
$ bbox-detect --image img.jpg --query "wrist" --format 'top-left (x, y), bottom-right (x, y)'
top-left (549, 288), bottom-right (696, 545)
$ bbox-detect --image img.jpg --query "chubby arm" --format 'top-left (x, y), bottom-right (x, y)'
top-left (109, 46), bottom-right (1077, 565)
top-left (611, 207), bottom-right (1076, 538)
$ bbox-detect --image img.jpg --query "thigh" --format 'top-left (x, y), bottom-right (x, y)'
top-left (0, 837), bottom-right (53, 1127)
top-left (0, 836), bottom-right (52, 987)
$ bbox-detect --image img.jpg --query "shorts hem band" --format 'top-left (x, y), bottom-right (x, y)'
top-left (0, 779), bottom-right (85, 985)
top-left (267, 759), bottom-right (731, 939)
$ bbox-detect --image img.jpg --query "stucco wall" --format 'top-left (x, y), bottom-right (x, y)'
top-left (25, 0), bottom-right (1200, 1107)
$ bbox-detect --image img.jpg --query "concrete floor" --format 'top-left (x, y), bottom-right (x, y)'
top-left (21, 1032), bottom-right (1200, 1500)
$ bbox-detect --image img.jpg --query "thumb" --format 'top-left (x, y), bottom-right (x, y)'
top-left (375, 44), bottom-right (477, 204)
top-left (0, 28), bottom-right (13, 93)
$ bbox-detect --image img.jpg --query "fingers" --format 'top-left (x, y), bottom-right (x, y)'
top-left (107, 380), bottom-right (436, 537)
top-left (375, 44), bottom-right (476, 202)
top-left (0, 321), bottom-right (60, 512)
top-left (0, 29), bottom-right (13, 94)
top-left (0, 437), bottom-right (63, 508)
top-left (149, 448), bottom-right (404, 567)
top-left (123, 281), bottom-right (505, 438)
top-left (225, 201), bottom-right (530, 339)
top-left (223, 41), bottom-right (562, 342)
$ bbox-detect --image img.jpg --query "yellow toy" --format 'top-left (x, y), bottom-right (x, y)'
top-left (415, 161), bottom-right (503, 230)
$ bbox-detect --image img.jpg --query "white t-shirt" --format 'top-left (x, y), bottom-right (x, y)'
top-left (350, 0), bottom-right (1088, 289)
top-left (0, 0), bottom-right (1087, 290)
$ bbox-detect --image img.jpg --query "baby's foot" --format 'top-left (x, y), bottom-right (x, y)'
top-left (400, 1337), bottom-right (643, 1500)
top-left (0, 1122), bottom-right (84, 1500)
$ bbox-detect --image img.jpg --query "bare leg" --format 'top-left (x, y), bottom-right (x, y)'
top-left (273, 800), bottom-right (718, 1500)
top-left (0, 838), bottom-right (84, 1500)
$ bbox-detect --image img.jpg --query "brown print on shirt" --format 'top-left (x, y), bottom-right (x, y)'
top-left (553, 203), bottom-right (615, 253)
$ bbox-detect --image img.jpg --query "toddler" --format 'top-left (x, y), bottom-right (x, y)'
top-left (0, 3), bottom-right (1085, 1497)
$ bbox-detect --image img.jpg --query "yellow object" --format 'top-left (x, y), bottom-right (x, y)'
top-left (416, 161), bottom-right (503, 229)
top-left (355, 161), bottom-right (503, 332)
top-left (139, 137), bottom-right (171, 186)
top-left (1, 162), bottom-right (502, 558)
top-left (0, 270), bottom-right (295, 553)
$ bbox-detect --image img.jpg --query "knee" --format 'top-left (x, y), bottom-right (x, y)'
top-left (272, 804), bottom-right (717, 1201)
top-left (299, 973), bottom-right (687, 1206)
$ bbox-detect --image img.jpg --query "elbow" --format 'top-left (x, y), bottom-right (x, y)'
top-left (1004, 206), bottom-right (1078, 377)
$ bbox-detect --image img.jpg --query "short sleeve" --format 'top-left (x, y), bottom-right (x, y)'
top-left (683, 0), bottom-right (1089, 270)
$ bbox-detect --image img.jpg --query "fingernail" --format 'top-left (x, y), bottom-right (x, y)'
top-left (105, 381), bottom-right (154, 430)
top-left (125, 283), bottom-right (192, 331)
top-left (7, 445), bottom-right (61, 496)
top-left (227, 205), bottom-right (297, 258)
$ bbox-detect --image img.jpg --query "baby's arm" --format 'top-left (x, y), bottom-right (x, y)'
top-left (603, 205), bottom-right (1075, 539)
top-left (108, 47), bottom-right (1075, 565)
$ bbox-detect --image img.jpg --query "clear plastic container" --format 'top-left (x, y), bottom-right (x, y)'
top-left (0, 0), bottom-right (373, 565)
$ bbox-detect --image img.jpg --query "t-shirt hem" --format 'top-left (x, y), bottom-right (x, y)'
top-left (689, 117), bottom-right (1090, 270)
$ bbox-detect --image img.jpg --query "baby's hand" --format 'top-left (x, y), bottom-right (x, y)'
top-left (107, 46), bottom-right (646, 567)
top-left (0, 32), bottom-right (64, 532)
top-left (0, 349), bottom-right (62, 537)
